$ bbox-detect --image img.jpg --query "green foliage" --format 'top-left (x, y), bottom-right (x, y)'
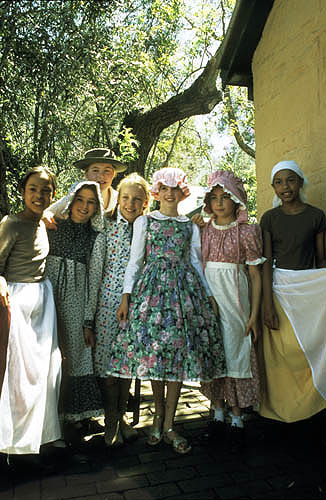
top-left (217, 86), bottom-right (255, 149)
top-left (0, 0), bottom-right (256, 215)
top-left (0, 0), bottom-right (186, 208)
top-left (145, 117), bottom-right (215, 183)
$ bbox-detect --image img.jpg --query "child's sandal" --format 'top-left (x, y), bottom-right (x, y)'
top-left (163, 428), bottom-right (191, 455)
top-left (147, 415), bottom-right (164, 446)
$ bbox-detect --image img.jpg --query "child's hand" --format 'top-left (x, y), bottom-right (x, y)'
top-left (263, 303), bottom-right (280, 330)
top-left (191, 214), bottom-right (205, 228)
top-left (117, 294), bottom-right (129, 322)
top-left (209, 296), bottom-right (219, 319)
top-left (42, 214), bottom-right (57, 230)
top-left (83, 327), bottom-right (95, 348)
top-left (0, 277), bottom-right (9, 308)
top-left (245, 317), bottom-right (260, 343)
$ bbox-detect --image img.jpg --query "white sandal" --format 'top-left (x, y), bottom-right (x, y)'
top-left (163, 428), bottom-right (191, 455)
top-left (147, 415), bottom-right (164, 446)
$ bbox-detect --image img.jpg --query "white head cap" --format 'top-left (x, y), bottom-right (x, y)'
top-left (271, 160), bottom-right (308, 207)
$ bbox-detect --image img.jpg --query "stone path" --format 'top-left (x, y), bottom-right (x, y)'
top-left (1, 382), bottom-right (326, 500)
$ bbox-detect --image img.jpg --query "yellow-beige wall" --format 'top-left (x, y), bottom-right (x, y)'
top-left (252, 0), bottom-right (326, 218)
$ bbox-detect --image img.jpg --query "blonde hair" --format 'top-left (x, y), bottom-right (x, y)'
top-left (117, 172), bottom-right (151, 212)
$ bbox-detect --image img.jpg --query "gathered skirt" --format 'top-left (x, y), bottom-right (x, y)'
top-left (258, 294), bottom-right (326, 422)
top-left (200, 262), bottom-right (260, 408)
top-left (0, 280), bottom-right (62, 454)
top-left (107, 260), bottom-right (226, 383)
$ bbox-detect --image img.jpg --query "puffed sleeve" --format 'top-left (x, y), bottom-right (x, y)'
top-left (242, 224), bottom-right (266, 265)
top-left (84, 232), bottom-right (106, 328)
top-left (122, 215), bottom-right (147, 294)
top-left (190, 223), bottom-right (213, 296)
top-left (0, 216), bottom-right (17, 275)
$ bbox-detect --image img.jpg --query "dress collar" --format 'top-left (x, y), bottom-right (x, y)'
top-left (149, 210), bottom-right (189, 222)
top-left (117, 206), bottom-right (129, 224)
top-left (211, 219), bottom-right (238, 230)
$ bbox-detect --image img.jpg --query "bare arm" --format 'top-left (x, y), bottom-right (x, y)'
top-left (262, 230), bottom-right (279, 330)
top-left (315, 232), bottom-right (326, 268)
top-left (191, 214), bottom-right (205, 228)
top-left (83, 327), bottom-right (95, 348)
top-left (117, 293), bottom-right (130, 322)
top-left (245, 265), bottom-right (262, 342)
top-left (208, 295), bottom-right (219, 319)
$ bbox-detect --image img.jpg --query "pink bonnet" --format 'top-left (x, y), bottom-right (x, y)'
top-left (151, 167), bottom-right (191, 200)
top-left (205, 169), bottom-right (248, 223)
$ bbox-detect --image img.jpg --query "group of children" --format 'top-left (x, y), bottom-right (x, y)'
top-left (0, 151), bottom-right (325, 460)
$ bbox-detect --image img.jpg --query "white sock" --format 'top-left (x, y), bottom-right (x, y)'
top-left (230, 414), bottom-right (244, 428)
top-left (212, 407), bottom-right (225, 422)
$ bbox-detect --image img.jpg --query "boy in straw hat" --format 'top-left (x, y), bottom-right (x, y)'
top-left (45, 148), bottom-right (127, 224)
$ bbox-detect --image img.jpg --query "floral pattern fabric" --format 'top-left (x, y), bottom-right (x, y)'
top-left (46, 218), bottom-right (106, 422)
top-left (107, 216), bottom-right (226, 382)
top-left (94, 215), bottom-right (132, 377)
top-left (200, 220), bottom-right (263, 408)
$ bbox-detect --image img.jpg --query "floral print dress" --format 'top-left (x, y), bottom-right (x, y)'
top-left (46, 218), bottom-right (105, 422)
top-left (200, 220), bottom-right (265, 408)
top-left (107, 212), bottom-right (226, 382)
top-left (94, 210), bottom-right (132, 376)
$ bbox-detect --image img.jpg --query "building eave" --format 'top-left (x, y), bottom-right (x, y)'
top-left (217, 0), bottom-right (274, 98)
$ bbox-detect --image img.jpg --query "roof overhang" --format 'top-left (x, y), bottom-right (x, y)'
top-left (217, 0), bottom-right (274, 99)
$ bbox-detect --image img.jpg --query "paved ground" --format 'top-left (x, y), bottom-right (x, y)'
top-left (1, 382), bottom-right (326, 500)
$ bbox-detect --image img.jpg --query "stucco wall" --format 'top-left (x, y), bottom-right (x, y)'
top-left (252, 0), bottom-right (326, 218)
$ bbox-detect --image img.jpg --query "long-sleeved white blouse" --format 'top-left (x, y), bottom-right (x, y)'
top-left (122, 210), bottom-right (212, 296)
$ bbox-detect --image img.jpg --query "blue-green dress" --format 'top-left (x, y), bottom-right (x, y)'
top-left (107, 211), bottom-right (226, 382)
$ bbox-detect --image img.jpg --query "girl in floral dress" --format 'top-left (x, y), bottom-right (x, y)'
top-left (94, 173), bottom-right (150, 447)
top-left (45, 181), bottom-right (106, 431)
top-left (198, 170), bottom-right (264, 449)
top-left (109, 167), bottom-right (225, 455)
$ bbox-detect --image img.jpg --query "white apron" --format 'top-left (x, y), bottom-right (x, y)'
top-left (205, 262), bottom-right (252, 378)
top-left (0, 280), bottom-right (62, 454)
top-left (273, 267), bottom-right (326, 399)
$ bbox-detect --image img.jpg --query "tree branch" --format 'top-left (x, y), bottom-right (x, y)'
top-left (122, 46), bottom-right (224, 174)
top-left (224, 87), bottom-right (255, 159)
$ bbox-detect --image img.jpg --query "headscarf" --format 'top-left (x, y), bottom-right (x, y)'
top-left (150, 167), bottom-right (190, 201)
top-left (204, 169), bottom-right (248, 223)
top-left (271, 160), bottom-right (308, 208)
top-left (61, 180), bottom-right (105, 231)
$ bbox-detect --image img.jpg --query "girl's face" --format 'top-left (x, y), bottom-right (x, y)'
top-left (157, 184), bottom-right (183, 213)
top-left (210, 186), bottom-right (237, 224)
top-left (118, 184), bottom-right (148, 223)
top-left (86, 162), bottom-right (116, 192)
top-left (272, 169), bottom-right (303, 204)
top-left (21, 172), bottom-right (54, 220)
top-left (70, 187), bottom-right (98, 224)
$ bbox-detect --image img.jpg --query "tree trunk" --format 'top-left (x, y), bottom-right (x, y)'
top-left (121, 48), bottom-right (223, 176)
top-left (0, 139), bottom-right (9, 218)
